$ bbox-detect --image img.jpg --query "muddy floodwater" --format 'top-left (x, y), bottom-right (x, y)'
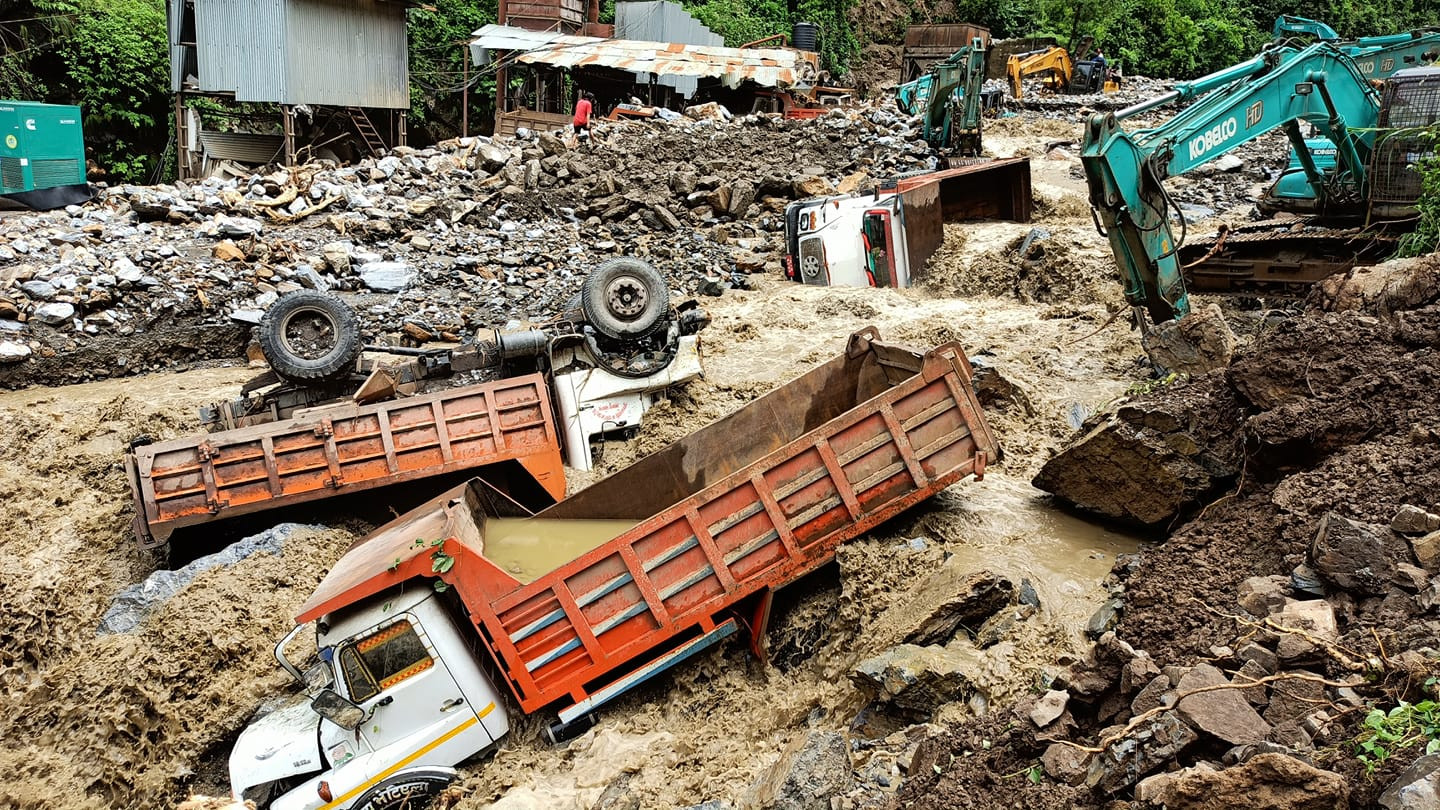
top-left (483, 518), bottom-right (638, 583)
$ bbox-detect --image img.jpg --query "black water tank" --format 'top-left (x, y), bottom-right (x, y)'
top-left (793, 21), bottom-right (819, 52)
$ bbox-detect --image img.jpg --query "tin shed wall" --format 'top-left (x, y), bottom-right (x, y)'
top-left (194, 0), bottom-right (288, 101)
top-left (284, 0), bottom-right (409, 108)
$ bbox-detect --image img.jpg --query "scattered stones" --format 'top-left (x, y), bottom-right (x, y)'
top-left (750, 731), bottom-right (854, 810)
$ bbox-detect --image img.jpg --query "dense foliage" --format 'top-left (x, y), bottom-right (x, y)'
top-left (0, 0), bottom-right (1436, 185)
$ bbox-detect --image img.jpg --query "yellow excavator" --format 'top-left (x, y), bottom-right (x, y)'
top-left (1007, 36), bottom-right (1120, 98)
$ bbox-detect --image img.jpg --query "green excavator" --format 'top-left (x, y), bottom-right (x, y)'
top-left (895, 37), bottom-right (988, 160)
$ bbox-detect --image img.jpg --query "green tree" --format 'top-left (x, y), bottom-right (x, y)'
top-left (56, 0), bottom-right (170, 182)
top-left (407, 0), bottom-right (498, 141)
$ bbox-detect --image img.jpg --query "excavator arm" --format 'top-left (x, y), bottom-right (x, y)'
top-left (1007, 47), bottom-right (1073, 99)
top-left (1081, 41), bottom-right (1381, 324)
top-left (897, 38), bottom-right (987, 158)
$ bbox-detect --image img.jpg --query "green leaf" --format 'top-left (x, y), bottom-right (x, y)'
top-left (431, 551), bottom-right (455, 574)
top-left (1427, 739), bottom-right (1440, 756)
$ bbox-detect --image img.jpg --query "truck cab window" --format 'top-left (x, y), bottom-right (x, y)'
top-left (338, 620), bottom-right (434, 703)
top-left (863, 213), bottom-right (893, 287)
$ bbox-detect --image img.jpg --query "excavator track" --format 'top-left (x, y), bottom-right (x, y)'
top-left (1177, 217), bottom-right (1401, 297)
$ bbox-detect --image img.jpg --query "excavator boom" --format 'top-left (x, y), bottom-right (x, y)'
top-left (896, 37), bottom-right (987, 158)
top-left (1081, 40), bottom-right (1382, 324)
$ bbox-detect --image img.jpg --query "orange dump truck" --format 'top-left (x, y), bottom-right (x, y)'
top-left (228, 329), bottom-right (999, 810)
top-left (125, 374), bottom-right (566, 549)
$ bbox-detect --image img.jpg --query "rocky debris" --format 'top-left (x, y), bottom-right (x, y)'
top-left (1410, 530), bottom-right (1440, 573)
top-left (1237, 575), bottom-right (1290, 616)
top-left (1147, 753), bottom-right (1348, 809)
top-left (903, 571), bottom-right (1015, 646)
top-left (748, 731), bottom-right (854, 810)
top-left (1033, 371), bottom-right (1244, 525)
top-left (0, 102), bottom-right (933, 387)
top-left (1379, 753), bottom-right (1440, 810)
top-left (1174, 663), bottom-right (1271, 745)
top-left (1140, 302), bottom-right (1238, 376)
top-left (1309, 513), bottom-right (1396, 595)
top-left (1040, 742), bottom-right (1090, 785)
top-left (851, 644), bottom-right (980, 718)
top-left (0, 340), bottom-right (31, 363)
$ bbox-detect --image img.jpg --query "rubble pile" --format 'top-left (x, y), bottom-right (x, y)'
top-left (900, 255), bottom-right (1440, 808)
top-left (0, 105), bottom-right (931, 387)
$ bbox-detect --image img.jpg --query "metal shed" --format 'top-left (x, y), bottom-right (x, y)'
top-left (169, 0), bottom-right (410, 177)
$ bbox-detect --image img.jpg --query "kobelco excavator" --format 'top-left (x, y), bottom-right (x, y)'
top-left (895, 37), bottom-right (989, 159)
top-left (1081, 35), bottom-right (1440, 326)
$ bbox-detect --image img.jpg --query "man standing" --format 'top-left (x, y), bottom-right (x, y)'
top-left (573, 91), bottom-right (595, 146)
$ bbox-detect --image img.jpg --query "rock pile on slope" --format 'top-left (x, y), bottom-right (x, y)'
top-left (0, 104), bottom-right (932, 387)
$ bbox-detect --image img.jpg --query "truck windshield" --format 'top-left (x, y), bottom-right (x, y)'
top-left (862, 213), bottom-right (893, 287)
top-left (337, 619), bottom-right (434, 703)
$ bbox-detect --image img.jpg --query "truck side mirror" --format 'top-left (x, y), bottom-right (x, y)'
top-left (310, 689), bottom-right (365, 731)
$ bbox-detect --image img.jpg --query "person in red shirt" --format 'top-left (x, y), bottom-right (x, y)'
top-left (572, 92), bottom-right (595, 145)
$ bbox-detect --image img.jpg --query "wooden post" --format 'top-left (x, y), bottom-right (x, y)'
top-left (462, 41), bottom-right (469, 137)
top-left (174, 94), bottom-right (189, 180)
top-left (281, 104), bottom-right (296, 166)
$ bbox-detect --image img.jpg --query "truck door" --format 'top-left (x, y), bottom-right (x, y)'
top-left (862, 210), bottom-right (899, 288)
top-left (334, 615), bottom-right (493, 777)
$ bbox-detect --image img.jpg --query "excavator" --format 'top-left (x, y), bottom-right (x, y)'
top-left (895, 37), bottom-right (988, 158)
top-left (1081, 36), bottom-right (1440, 326)
top-left (1007, 36), bottom-right (1116, 99)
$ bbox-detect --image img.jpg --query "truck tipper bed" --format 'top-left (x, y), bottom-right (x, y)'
top-left (125, 373), bottom-right (566, 548)
top-left (295, 328), bottom-right (999, 723)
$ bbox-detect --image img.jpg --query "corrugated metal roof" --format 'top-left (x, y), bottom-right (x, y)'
top-left (471, 23), bottom-right (812, 89)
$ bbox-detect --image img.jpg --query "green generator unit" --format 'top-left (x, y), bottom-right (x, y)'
top-left (0, 100), bottom-right (92, 209)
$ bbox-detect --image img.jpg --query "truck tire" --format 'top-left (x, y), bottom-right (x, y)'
top-left (351, 767), bottom-right (455, 810)
top-left (581, 258), bottom-right (668, 339)
top-left (258, 291), bottom-right (361, 383)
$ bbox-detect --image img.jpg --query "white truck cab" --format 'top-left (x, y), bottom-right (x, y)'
top-left (785, 192), bottom-right (913, 287)
top-left (230, 587), bottom-right (509, 810)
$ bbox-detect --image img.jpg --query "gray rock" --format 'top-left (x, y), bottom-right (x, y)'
top-left (1236, 642), bottom-right (1278, 674)
top-left (1086, 711), bottom-right (1198, 794)
top-left (375, 155), bottom-right (402, 178)
top-left (1411, 530), bottom-right (1440, 573)
top-left (1087, 597), bottom-right (1122, 638)
top-left (1238, 575), bottom-right (1290, 616)
top-left (1310, 512), bottom-right (1395, 595)
top-left (1379, 753), bottom-right (1440, 809)
top-left (113, 258), bottom-right (144, 283)
top-left (852, 644), bottom-right (978, 717)
top-left (216, 215), bottom-right (264, 237)
top-left (1141, 302), bottom-right (1236, 375)
top-left (1176, 663), bottom-right (1272, 745)
top-left (1209, 154), bottom-right (1245, 172)
top-left (19, 280), bottom-right (57, 301)
top-left (358, 261), bottom-right (415, 292)
top-left (0, 340), bottom-right (31, 363)
top-left (1392, 505), bottom-right (1440, 535)
top-left (1030, 689), bottom-right (1070, 728)
top-left (34, 302), bottom-right (76, 325)
top-left (1041, 742), bottom-right (1090, 786)
top-left (904, 570), bottom-right (1014, 645)
top-left (753, 731), bottom-right (853, 810)
top-left (229, 309), bottom-right (265, 325)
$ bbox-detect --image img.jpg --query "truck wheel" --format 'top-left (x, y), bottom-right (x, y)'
top-left (351, 767), bottom-right (455, 810)
top-left (258, 291), bottom-right (361, 383)
top-left (581, 258), bottom-right (668, 339)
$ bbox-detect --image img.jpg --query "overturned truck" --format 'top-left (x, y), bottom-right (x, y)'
top-left (228, 328), bottom-right (999, 809)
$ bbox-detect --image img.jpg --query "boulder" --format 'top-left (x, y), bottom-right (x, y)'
top-left (1140, 302), bottom-right (1237, 376)
top-left (1379, 753), bottom-right (1440, 810)
top-left (749, 731), bottom-right (853, 810)
top-left (358, 261), bottom-right (415, 292)
top-left (851, 644), bottom-right (979, 717)
top-left (1175, 663), bottom-right (1272, 745)
top-left (1030, 689), bottom-right (1070, 728)
top-left (1272, 599), bottom-right (1338, 663)
top-left (1085, 711), bottom-right (1197, 794)
top-left (19, 279), bottom-right (56, 301)
top-left (1238, 575), bottom-right (1290, 616)
top-left (904, 570), bottom-right (1014, 646)
top-left (1392, 505), bottom-right (1440, 536)
top-left (1156, 753), bottom-right (1348, 809)
top-left (34, 302), bottom-right (76, 325)
top-left (212, 240), bottom-right (247, 262)
top-left (1041, 742), bottom-right (1090, 786)
top-left (0, 340), bottom-right (31, 363)
top-left (1411, 530), bottom-right (1440, 573)
top-left (792, 175), bottom-right (834, 197)
top-left (1310, 513), bottom-right (1396, 595)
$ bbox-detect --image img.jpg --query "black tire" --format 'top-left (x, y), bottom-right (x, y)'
top-left (258, 291), bottom-right (361, 383)
top-left (350, 767), bottom-right (454, 810)
top-left (580, 258), bottom-right (668, 339)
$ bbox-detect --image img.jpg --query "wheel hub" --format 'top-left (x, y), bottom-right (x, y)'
top-left (281, 308), bottom-right (337, 360)
top-left (605, 276), bottom-right (648, 319)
